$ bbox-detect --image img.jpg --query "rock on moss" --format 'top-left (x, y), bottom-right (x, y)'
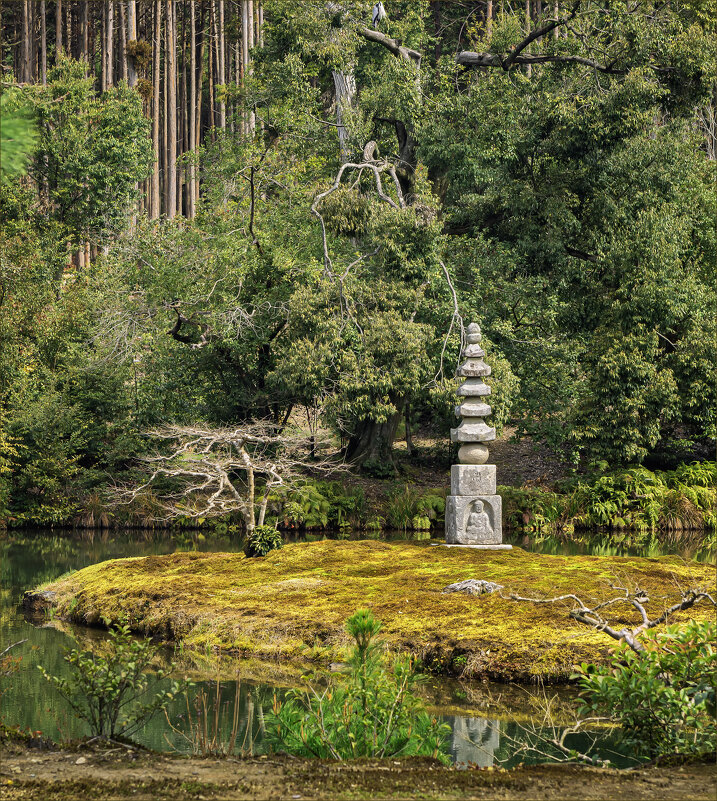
top-left (36, 541), bottom-right (714, 683)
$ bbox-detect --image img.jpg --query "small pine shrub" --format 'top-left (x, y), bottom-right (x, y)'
top-left (266, 610), bottom-right (450, 761)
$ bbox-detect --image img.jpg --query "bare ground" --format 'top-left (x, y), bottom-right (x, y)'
top-left (1, 743), bottom-right (714, 801)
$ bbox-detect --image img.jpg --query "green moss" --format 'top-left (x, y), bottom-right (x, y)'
top-left (41, 540), bottom-right (714, 683)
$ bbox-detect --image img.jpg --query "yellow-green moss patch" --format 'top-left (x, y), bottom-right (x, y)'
top-left (39, 541), bottom-right (714, 682)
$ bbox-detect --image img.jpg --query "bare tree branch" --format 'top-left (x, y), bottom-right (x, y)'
top-left (357, 27), bottom-right (422, 66)
top-left (113, 423), bottom-right (344, 532)
top-left (504, 583), bottom-right (716, 653)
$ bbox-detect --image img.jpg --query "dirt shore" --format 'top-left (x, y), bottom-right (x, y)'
top-left (1, 741), bottom-right (715, 801)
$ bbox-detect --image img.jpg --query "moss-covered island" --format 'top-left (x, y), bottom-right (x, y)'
top-left (34, 541), bottom-right (714, 682)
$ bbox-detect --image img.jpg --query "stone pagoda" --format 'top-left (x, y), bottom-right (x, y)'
top-left (445, 323), bottom-right (511, 549)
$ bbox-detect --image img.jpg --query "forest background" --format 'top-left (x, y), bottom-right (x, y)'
top-left (0, 0), bottom-right (715, 528)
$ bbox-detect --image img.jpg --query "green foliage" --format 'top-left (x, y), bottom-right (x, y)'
top-left (386, 486), bottom-right (445, 532)
top-left (266, 610), bottom-right (450, 761)
top-left (39, 622), bottom-right (187, 740)
top-left (0, 93), bottom-right (38, 184)
top-left (573, 621), bottom-right (717, 758)
top-left (243, 525), bottom-right (284, 557)
top-left (500, 461), bottom-right (716, 540)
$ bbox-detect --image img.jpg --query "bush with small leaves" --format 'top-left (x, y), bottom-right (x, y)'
top-left (573, 620), bottom-right (716, 758)
top-left (243, 525), bottom-right (283, 557)
top-left (39, 622), bottom-right (188, 741)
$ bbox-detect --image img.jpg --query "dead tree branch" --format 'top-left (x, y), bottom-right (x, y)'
top-left (504, 583), bottom-right (716, 653)
top-left (114, 423), bottom-right (344, 532)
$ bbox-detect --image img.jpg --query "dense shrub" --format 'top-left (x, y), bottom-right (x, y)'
top-left (39, 622), bottom-right (187, 740)
top-left (243, 525), bottom-right (283, 557)
top-left (573, 621), bottom-right (716, 758)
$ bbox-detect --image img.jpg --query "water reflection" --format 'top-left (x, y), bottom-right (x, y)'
top-left (447, 715), bottom-right (501, 767)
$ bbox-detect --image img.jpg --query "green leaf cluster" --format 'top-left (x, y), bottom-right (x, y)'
top-left (573, 621), bottom-right (717, 758)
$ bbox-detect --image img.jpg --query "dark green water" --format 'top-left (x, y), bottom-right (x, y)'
top-left (1, 532), bottom-right (645, 767)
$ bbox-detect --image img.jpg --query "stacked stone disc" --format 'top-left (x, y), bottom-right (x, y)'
top-left (445, 323), bottom-right (509, 548)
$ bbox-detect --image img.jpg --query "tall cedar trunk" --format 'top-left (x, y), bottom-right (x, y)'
top-left (101, 1), bottom-right (106, 90)
top-left (40, 0), bottom-right (47, 84)
top-left (247, 0), bottom-right (254, 130)
top-left (332, 69), bottom-right (356, 162)
top-left (150, 0), bottom-right (161, 219)
top-left (180, 0), bottom-right (188, 215)
top-left (126, 0), bottom-right (137, 86)
top-left (215, 0), bottom-right (225, 129)
top-left (189, 0), bottom-right (196, 217)
top-left (486, 0), bottom-right (493, 42)
top-left (55, 0), bottom-right (62, 62)
top-left (163, 3), bottom-right (169, 212)
top-left (345, 413), bottom-right (401, 468)
top-left (554, 1), bottom-right (559, 37)
top-left (241, 0), bottom-right (248, 134)
top-left (21, 1), bottom-right (31, 83)
top-left (104, 0), bottom-right (114, 91)
top-left (64, 0), bottom-right (70, 57)
top-left (118, 0), bottom-right (127, 82)
top-left (194, 1), bottom-right (205, 203)
top-left (207, 2), bottom-right (214, 135)
top-left (165, 0), bottom-right (177, 219)
top-left (80, 0), bottom-right (88, 68)
top-left (524, 0), bottom-right (531, 77)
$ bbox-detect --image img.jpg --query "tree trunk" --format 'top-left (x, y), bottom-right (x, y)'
top-left (165, 0), bottom-right (177, 219)
top-left (104, 0), bottom-right (114, 91)
top-left (126, 0), bottom-right (137, 86)
top-left (180, 0), bottom-right (188, 215)
top-left (345, 413), bottom-right (401, 469)
top-left (150, 0), bottom-right (161, 219)
top-left (40, 0), bottom-right (47, 84)
top-left (524, 0), bottom-right (531, 77)
top-left (332, 69), bottom-right (356, 162)
top-left (241, 0), bottom-right (248, 134)
top-left (215, 0), bottom-right (225, 129)
top-left (55, 0), bottom-right (62, 62)
top-left (188, 0), bottom-right (196, 217)
top-left (118, 0), bottom-right (128, 82)
top-left (64, 0), bottom-right (70, 56)
top-left (80, 0), bottom-right (88, 68)
top-left (21, 0), bottom-right (31, 83)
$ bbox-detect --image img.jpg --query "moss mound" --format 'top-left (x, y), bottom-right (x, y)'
top-left (38, 540), bottom-right (714, 682)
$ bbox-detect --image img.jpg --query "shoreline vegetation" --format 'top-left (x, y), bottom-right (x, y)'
top-left (27, 540), bottom-right (714, 683)
top-left (3, 459), bottom-right (715, 552)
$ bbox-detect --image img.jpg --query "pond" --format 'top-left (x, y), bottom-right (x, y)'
top-left (3, 530), bottom-right (691, 767)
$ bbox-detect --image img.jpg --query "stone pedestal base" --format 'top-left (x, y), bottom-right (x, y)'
top-left (445, 494), bottom-right (502, 545)
top-left (435, 543), bottom-right (512, 550)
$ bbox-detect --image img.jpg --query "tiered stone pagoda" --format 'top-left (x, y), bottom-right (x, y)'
top-left (445, 323), bottom-right (511, 549)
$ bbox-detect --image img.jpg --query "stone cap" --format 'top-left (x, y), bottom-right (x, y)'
top-left (450, 419), bottom-right (496, 443)
top-left (456, 378), bottom-right (491, 397)
top-left (466, 323), bottom-right (482, 344)
top-left (455, 401), bottom-right (491, 418)
top-left (458, 359), bottom-right (491, 378)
